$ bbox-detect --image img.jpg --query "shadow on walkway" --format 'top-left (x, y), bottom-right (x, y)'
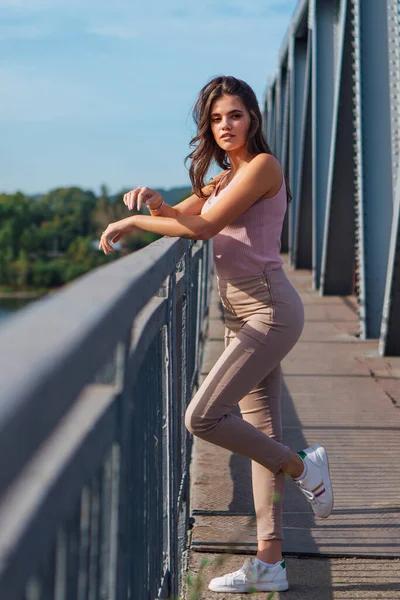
top-left (188, 263), bottom-right (400, 597)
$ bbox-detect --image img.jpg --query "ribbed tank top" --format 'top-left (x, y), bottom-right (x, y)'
top-left (201, 167), bottom-right (287, 279)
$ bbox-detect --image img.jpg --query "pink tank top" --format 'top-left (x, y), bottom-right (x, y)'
top-left (200, 167), bottom-right (287, 279)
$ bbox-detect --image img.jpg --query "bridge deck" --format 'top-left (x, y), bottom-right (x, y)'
top-left (185, 257), bottom-right (400, 598)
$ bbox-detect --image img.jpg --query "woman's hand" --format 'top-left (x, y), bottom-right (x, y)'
top-left (99, 218), bottom-right (135, 255)
top-left (123, 186), bottom-right (163, 212)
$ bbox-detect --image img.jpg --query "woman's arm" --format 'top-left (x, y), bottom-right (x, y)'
top-left (100, 161), bottom-right (275, 255)
top-left (132, 156), bottom-right (279, 240)
top-left (129, 213), bottom-right (208, 240)
top-left (148, 201), bottom-right (178, 218)
top-left (100, 172), bottom-right (228, 254)
top-left (128, 171), bottom-right (229, 238)
top-left (134, 171), bottom-right (228, 219)
top-left (99, 212), bottom-right (208, 254)
top-left (172, 171), bottom-right (228, 216)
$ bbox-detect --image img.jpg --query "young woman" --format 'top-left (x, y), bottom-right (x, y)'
top-left (99, 75), bottom-right (333, 594)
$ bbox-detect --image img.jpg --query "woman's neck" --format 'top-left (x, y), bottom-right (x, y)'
top-left (227, 151), bottom-right (257, 175)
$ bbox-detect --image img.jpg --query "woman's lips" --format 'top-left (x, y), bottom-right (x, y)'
top-left (221, 134), bottom-right (234, 140)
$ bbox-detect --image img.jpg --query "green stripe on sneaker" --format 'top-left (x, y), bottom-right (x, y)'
top-left (280, 560), bottom-right (286, 569)
top-left (297, 450), bottom-right (307, 460)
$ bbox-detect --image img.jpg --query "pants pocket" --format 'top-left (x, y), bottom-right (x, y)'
top-left (240, 313), bottom-right (274, 345)
top-left (228, 275), bottom-right (273, 312)
top-left (217, 278), bottom-right (235, 313)
top-left (261, 272), bottom-right (275, 307)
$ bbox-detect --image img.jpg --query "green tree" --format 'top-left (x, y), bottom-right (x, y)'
top-left (0, 183), bottom-right (190, 292)
top-left (19, 225), bottom-right (40, 254)
top-left (13, 250), bottom-right (31, 288)
top-left (0, 247), bottom-right (13, 285)
top-left (67, 236), bottom-right (93, 263)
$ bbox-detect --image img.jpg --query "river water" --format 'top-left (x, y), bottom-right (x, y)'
top-left (0, 298), bottom-right (40, 324)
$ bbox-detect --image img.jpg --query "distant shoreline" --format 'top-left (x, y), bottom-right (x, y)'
top-left (0, 291), bottom-right (48, 299)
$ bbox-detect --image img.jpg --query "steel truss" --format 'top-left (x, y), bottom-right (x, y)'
top-left (264, 0), bottom-right (400, 355)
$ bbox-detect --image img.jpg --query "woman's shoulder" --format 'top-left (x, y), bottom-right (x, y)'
top-left (251, 153), bottom-right (282, 173)
top-left (250, 154), bottom-right (283, 197)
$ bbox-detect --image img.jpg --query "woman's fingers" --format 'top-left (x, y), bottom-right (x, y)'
top-left (99, 231), bottom-right (115, 255)
top-left (125, 190), bottom-right (134, 211)
top-left (123, 190), bottom-right (134, 210)
top-left (123, 186), bottom-right (154, 211)
top-left (99, 239), bottom-right (108, 255)
top-left (100, 239), bottom-right (112, 255)
top-left (130, 188), bottom-right (140, 210)
top-left (123, 187), bottom-right (142, 211)
top-left (137, 187), bottom-right (150, 211)
top-left (105, 240), bottom-right (114, 253)
top-left (124, 191), bottom-right (133, 208)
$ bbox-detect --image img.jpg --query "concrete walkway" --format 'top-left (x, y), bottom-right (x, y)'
top-left (185, 260), bottom-right (400, 599)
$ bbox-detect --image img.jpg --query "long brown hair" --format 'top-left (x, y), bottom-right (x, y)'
top-left (185, 75), bottom-right (291, 201)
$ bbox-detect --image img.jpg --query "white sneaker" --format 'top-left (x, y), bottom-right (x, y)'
top-left (293, 444), bottom-right (333, 518)
top-left (208, 557), bottom-right (289, 593)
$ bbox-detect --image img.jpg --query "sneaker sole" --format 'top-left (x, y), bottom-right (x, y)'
top-left (208, 580), bottom-right (289, 593)
top-left (312, 443), bottom-right (334, 518)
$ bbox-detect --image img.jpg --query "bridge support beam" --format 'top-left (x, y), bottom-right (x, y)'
top-left (320, 0), bottom-right (356, 295)
top-left (352, 0), bottom-right (393, 339)
top-left (265, 0), bottom-right (400, 354)
top-left (292, 32), bottom-right (313, 269)
top-left (380, 160), bottom-right (400, 355)
top-left (311, 0), bottom-right (340, 289)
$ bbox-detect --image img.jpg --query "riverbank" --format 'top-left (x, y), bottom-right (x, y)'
top-left (0, 292), bottom-right (46, 299)
top-left (0, 287), bottom-right (52, 299)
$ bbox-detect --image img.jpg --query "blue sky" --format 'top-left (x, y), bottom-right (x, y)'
top-left (0, 0), bottom-right (297, 195)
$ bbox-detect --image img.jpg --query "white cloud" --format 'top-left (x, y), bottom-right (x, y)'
top-left (0, 0), bottom-right (296, 18)
top-left (0, 0), bottom-right (89, 8)
top-left (129, 0), bottom-right (295, 19)
top-left (86, 24), bottom-right (139, 40)
top-left (0, 24), bottom-right (47, 39)
top-left (0, 0), bottom-right (296, 43)
top-left (0, 0), bottom-right (53, 8)
top-left (0, 0), bottom-right (139, 11)
top-left (0, 64), bottom-right (132, 122)
top-left (0, 0), bottom-right (297, 192)
top-left (85, 12), bottom-right (294, 41)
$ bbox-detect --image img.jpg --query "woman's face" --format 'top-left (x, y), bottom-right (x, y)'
top-left (210, 94), bottom-right (251, 152)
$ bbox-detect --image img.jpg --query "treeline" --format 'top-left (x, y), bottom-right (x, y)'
top-left (0, 184), bottom-right (191, 292)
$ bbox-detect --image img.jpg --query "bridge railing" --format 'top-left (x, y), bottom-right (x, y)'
top-left (0, 236), bottom-right (213, 600)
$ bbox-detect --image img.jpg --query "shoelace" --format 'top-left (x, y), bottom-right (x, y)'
top-left (294, 479), bottom-right (317, 504)
top-left (225, 558), bottom-right (253, 584)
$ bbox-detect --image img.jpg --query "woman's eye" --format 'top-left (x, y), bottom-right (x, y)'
top-left (211, 114), bottom-right (241, 123)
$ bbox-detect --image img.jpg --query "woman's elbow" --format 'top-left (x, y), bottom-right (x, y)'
top-left (196, 224), bottom-right (215, 241)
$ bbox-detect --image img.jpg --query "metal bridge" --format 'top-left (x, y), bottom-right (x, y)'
top-left (1, 0), bottom-right (400, 598)
top-left (264, 0), bottom-right (400, 356)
